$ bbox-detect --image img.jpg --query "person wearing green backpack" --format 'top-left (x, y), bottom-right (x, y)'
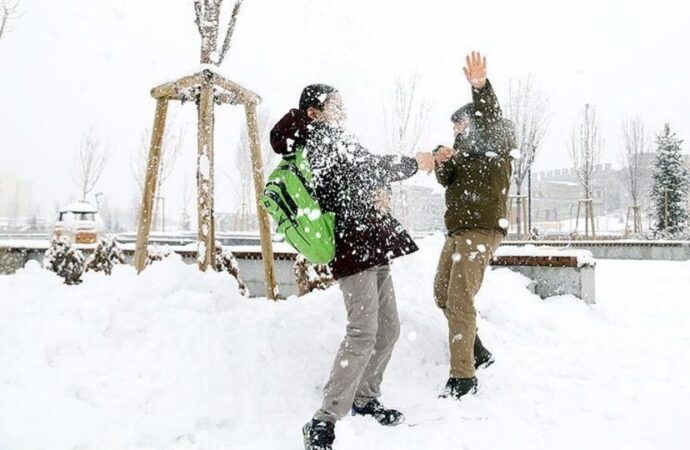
top-left (269, 84), bottom-right (447, 450)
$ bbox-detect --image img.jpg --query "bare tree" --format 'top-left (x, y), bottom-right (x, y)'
top-left (73, 129), bottom-right (108, 202)
top-left (194, 0), bottom-right (243, 65)
top-left (181, 172), bottom-right (193, 231)
top-left (383, 74), bottom-right (431, 157)
top-left (131, 123), bottom-right (185, 231)
top-left (230, 109), bottom-right (274, 231)
top-left (620, 117), bottom-right (649, 208)
top-left (505, 75), bottom-right (550, 236)
top-left (0, 0), bottom-right (19, 42)
top-left (570, 104), bottom-right (603, 199)
top-left (569, 104), bottom-right (603, 235)
top-left (382, 74), bottom-right (431, 229)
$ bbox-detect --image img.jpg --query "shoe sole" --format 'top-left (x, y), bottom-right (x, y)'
top-left (476, 358), bottom-right (495, 370)
top-left (351, 410), bottom-right (406, 426)
top-left (439, 384), bottom-right (479, 400)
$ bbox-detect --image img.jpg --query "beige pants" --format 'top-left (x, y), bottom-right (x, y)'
top-left (433, 229), bottom-right (503, 378)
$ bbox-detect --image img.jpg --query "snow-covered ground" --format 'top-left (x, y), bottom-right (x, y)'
top-left (1, 235), bottom-right (689, 450)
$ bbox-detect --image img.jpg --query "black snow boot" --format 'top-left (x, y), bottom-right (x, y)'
top-left (474, 335), bottom-right (495, 369)
top-left (302, 419), bottom-right (335, 450)
top-left (351, 399), bottom-right (405, 426)
top-left (441, 376), bottom-right (478, 400)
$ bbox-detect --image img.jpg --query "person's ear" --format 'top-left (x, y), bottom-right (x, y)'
top-left (306, 107), bottom-right (320, 121)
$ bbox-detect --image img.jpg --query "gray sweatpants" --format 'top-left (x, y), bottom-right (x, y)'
top-left (313, 264), bottom-right (401, 423)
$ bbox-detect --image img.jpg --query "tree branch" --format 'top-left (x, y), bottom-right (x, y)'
top-left (194, 0), bottom-right (204, 36)
top-left (217, 0), bottom-right (243, 65)
top-left (0, 0), bottom-right (20, 41)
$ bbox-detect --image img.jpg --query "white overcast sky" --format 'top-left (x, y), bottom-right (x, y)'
top-left (1, 0), bottom-right (689, 217)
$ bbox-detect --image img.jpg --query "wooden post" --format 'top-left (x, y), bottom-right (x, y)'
top-left (134, 98), bottom-right (169, 272)
top-left (245, 102), bottom-right (278, 300)
top-left (196, 72), bottom-right (216, 271)
top-left (589, 200), bottom-right (596, 237)
top-left (574, 201), bottom-right (581, 235)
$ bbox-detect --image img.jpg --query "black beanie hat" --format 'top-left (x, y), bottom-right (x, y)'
top-left (299, 84), bottom-right (338, 112)
top-left (451, 103), bottom-right (475, 123)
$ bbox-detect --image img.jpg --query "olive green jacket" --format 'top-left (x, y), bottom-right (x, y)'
top-left (435, 80), bottom-right (515, 235)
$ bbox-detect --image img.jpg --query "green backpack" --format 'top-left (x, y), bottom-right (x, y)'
top-left (260, 147), bottom-right (336, 264)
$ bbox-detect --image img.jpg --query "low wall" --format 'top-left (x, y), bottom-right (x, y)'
top-left (504, 240), bottom-right (690, 261)
top-left (498, 265), bottom-right (596, 304)
top-left (492, 249), bottom-right (596, 304)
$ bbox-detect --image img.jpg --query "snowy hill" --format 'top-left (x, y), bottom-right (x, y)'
top-left (1, 235), bottom-right (689, 449)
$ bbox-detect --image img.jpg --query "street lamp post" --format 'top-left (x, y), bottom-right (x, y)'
top-left (94, 192), bottom-right (104, 210)
top-left (528, 167), bottom-right (533, 235)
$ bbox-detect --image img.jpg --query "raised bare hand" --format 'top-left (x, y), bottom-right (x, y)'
top-left (463, 51), bottom-right (487, 89)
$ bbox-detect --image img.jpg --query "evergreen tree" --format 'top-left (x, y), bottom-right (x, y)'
top-left (650, 123), bottom-right (690, 236)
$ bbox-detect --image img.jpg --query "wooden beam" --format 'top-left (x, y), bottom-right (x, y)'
top-left (134, 98), bottom-right (169, 272)
top-left (244, 102), bottom-right (277, 300)
top-left (151, 73), bottom-right (204, 99)
top-left (196, 75), bottom-right (216, 271)
top-left (214, 74), bottom-right (261, 105)
top-left (491, 255), bottom-right (580, 268)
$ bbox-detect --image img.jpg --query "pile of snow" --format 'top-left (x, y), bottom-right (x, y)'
top-left (1, 236), bottom-right (689, 449)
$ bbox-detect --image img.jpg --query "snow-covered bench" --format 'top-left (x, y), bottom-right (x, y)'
top-left (491, 246), bottom-right (596, 304)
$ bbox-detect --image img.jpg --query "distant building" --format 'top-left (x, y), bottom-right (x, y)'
top-left (390, 184), bottom-right (445, 232)
top-left (0, 172), bottom-right (33, 229)
top-left (522, 153), bottom-right (690, 233)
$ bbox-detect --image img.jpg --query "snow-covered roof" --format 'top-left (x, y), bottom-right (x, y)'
top-left (59, 201), bottom-right (98, 213)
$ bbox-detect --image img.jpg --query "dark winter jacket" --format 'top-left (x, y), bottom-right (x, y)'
top-left (435, 80), bottom-right (515, 235)
top-left (270, 110), bottom-right (420, 279)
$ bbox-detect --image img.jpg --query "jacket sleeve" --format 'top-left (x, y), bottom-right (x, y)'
top-left (473, 80), bottom-right (513, 156)
top-left (349, 143), bottom-right (418, 185)
top-left (472, 79), bottom-right (502, 129)
top-left (434, 151), bottom-right (457, 187)
top-left (376, 154), bottom-right (419, 183)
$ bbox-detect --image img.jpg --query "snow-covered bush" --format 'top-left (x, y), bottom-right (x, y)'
top-left (146, 245), bottom-right (172, 267)
top-left (293, 255), bottom-right (334, 296)
top-left (85, 238), bottom-right (125, 275)
top-left (213, 246), bottom-right (249, 297)
top-left (43, 236), bottom-right (85, 285)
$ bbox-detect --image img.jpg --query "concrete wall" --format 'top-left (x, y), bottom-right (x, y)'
top-left (502, 265), bottom-right (596, 304)
top-left (504, 241), bottom-right (690, 261)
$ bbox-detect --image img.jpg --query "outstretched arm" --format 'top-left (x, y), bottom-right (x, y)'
top-left (351, 144), bottom-right (436, 184)
top-left (463, 51), bottom-right (502, 126)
